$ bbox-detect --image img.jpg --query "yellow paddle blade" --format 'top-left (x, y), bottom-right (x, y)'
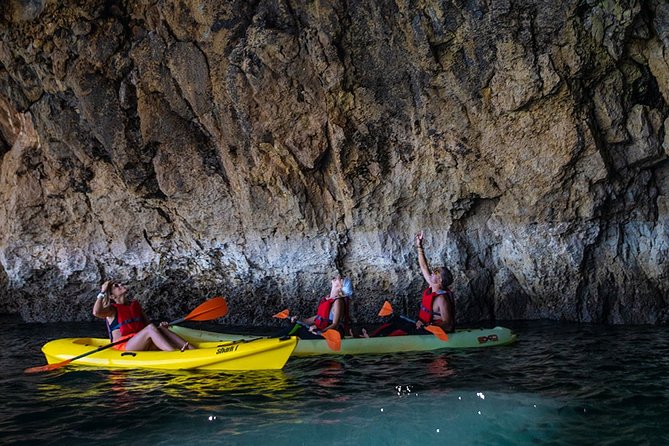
top-left (321, 329), bottom-right (342, 351)
top-left (378, 300), bottom-right (394, 317)
top-left (425, 325), bottom-right (449, 342)
top-left (272, 309), bottom-right (290, 319)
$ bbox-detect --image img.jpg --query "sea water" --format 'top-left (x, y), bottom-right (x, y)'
top-left (1, 317), bottom-right (668, 445)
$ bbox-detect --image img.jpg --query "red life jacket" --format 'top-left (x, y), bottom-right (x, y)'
top-left (418, 287), bottom-right (453, 324)
top-left (110, 301), bottom-right (147, 336)
top-left (314, 296), bottom-right (349, 331)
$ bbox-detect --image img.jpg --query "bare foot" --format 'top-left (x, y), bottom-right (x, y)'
top-left (361, 328), bottom-right (370, 338)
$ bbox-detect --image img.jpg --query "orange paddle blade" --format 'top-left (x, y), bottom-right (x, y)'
top-left (378, 300), bottom-right (394, 317)
top-left (425, 325), bottom-right (449, 342)
top-left (321, 329), bottom-right (342, 351)
top-left (24, 337), bottom-right (126, 374)
top-left (25, 359), bottom-right (73, 374)
top-left (183, 296), bottom-right (228, 321)
top-left (272, 309), bottom-right (290, 319)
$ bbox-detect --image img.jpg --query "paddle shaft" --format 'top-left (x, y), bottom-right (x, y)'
top-left (271, 309), bottom-right (341, 351)
top-left (294, 321), bottom-right (341, 351)
top-left (273, 309), bottom-right (335, 335)
top-left (295, 320), bottom-right (326, 336)
top-left (380, 301), bottom-right (435, 328)
top-left (25, 297), bottom-right (228, 373)
top-left (399, 314), bottom-right (436, 329)
top-left (59, 338), bottom-right (127, 364)
top-left (170, 316), bottom-right (189, 325)
top-left (399, 315), bottom-right (449, 340)
top-left (32, 313), bottom-right (189, 371)
top-left (376, 300), bottom-right (448, 341)
top-left (399, 314), bottom-right (420, 325)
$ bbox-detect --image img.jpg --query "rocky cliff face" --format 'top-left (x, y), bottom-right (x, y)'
top-left (0, 0), bottom-right (667, 325)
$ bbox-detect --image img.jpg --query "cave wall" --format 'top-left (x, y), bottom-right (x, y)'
top-left (0, 0), bottom-right (667, 325)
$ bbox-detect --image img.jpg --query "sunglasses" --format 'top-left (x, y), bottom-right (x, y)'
top-left (113, 283), bottom-right (125, 288)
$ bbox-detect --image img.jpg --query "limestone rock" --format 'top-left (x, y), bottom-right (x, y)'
top-left (0, 0), bottom-right (667, 326)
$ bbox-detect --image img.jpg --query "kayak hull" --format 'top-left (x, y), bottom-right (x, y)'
top-left (41, 335), bottom-right (297, 370)
top-left (170, 326), bottom-right (518, 357)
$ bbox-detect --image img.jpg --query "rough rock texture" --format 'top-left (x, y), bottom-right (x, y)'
top-left (0, 0), bottom-right (667, 325)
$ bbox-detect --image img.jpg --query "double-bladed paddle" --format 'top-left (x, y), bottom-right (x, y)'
top-left (378, 300), bottom-right (449, 341)
top-left (24, 296), bottom-right (229, 374)
top-left (272, 309), bottom-right (341, 351)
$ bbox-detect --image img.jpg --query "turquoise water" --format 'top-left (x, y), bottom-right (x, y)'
top-left (2, 318), bottom-right (668, 445)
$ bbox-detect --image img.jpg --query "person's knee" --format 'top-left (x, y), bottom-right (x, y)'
top-left (144, 323), bottom-right (159, 335)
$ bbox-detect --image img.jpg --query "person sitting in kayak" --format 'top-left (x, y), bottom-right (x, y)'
top-left (285, 276), bottom-right (353, 338)
top-left (92, 280), bottom-right (194, 351)
top-left (370, 231), bottom-right (455, 336)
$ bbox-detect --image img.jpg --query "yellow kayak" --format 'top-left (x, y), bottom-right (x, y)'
top-left (40, 335), bottom-right (297, 371)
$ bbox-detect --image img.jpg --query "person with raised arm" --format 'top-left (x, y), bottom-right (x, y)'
top-left (369, 231), bottom-right (455, 336)
top-left (93, 279), bottom-right (194, 351)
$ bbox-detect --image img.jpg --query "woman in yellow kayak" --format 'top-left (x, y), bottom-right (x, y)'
top-left (92, 280), bottom-right (194, 351)
top-left (369, 231), bottom-right (455, 336)
top-left (285, 276), bottom-right (353, 338)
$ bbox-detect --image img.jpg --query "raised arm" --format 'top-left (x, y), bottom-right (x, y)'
top-left (92, 281), bottom-right (115, 319)
top-left (416, 231), bottom-right (431, 284)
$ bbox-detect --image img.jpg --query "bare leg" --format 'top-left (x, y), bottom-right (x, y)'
top-left (159, 325), bottom-right (194, 350)
top-left (125, 324), bottom-right (182, 351)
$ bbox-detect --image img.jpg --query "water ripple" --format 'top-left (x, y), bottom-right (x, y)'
top-left (2, 319), bottom-right (669, 445)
